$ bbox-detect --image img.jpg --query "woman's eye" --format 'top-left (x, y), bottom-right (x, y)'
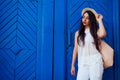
top-left (82, 16), bottom-right (89, 19)
top-left (86, 17), bottom-right (89, 19)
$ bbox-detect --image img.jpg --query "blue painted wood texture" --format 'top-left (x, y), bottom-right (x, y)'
top-left (0, 0), bottom-right (119, 80)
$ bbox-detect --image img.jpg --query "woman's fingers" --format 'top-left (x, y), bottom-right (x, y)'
top-left (71, 66), bottom-right (76, 76)
top-left (97, 14), bottom-right (103, 19)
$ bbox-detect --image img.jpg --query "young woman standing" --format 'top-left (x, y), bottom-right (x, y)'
top-left (71, 8), bottom-right (106, 80)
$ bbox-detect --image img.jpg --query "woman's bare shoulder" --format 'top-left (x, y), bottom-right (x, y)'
top-left (75, 30), bottom-right (79, 36)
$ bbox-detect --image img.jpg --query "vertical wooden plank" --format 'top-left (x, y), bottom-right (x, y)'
top-left (36, 0), bottom-right (42, 80)
top-left (54, 0), bottom-right (66, 80)
top-left (37, 0), bottom-right (54, 80)
top-left (113, 0), bottom-right (120, 80)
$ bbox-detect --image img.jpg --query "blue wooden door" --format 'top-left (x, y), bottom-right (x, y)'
top-left (0, 0), bottom-right (38, 79)
top-left (0, 0), bottom-right (119, 80)
top-left (66, 0), bottom-right (118, 80)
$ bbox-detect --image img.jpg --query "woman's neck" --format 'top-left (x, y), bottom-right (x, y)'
top-left (85, 26), bottom-right (90, 30)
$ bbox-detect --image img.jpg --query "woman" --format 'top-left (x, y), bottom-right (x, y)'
top-left (71, 8), bottom-right (106, 80)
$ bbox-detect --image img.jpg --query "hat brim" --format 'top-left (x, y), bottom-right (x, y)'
top-left (82, 8), bottom-right (97, 17)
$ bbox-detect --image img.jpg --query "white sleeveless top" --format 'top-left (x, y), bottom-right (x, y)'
top-left (77, 29), bottom-right (101, 66)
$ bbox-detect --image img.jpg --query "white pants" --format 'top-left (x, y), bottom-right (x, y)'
top-left (77, 54), bottom-right (104, 80)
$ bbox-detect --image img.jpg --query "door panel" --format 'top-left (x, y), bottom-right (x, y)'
top-left (0, 0), bottom-right (38, 79)
top-left (66, 0), bottom-right (114, 80)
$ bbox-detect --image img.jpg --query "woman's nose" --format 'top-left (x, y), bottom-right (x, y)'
top-left (83, 18), bottom-right (86, 21)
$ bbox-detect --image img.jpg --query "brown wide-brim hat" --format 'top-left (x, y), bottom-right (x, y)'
top-left (81, 7), bottom-right (98, 18)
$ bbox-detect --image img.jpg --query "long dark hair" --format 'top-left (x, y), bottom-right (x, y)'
top-left (77, 10), bottom-right (100, 51)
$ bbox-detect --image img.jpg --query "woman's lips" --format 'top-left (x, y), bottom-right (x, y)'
top-left (83, 22), bottom-right (86, 25)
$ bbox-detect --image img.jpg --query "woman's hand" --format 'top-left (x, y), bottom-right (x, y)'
top-left (71, 65), bottom-right (76, 76)
top-left (96, 14), bottom-right (103, 22)
top-left (96, 14), bottom-right (106, 38)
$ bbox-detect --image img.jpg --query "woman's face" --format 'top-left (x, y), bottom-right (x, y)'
top-left (82, 12), bottom-right (90, 26)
